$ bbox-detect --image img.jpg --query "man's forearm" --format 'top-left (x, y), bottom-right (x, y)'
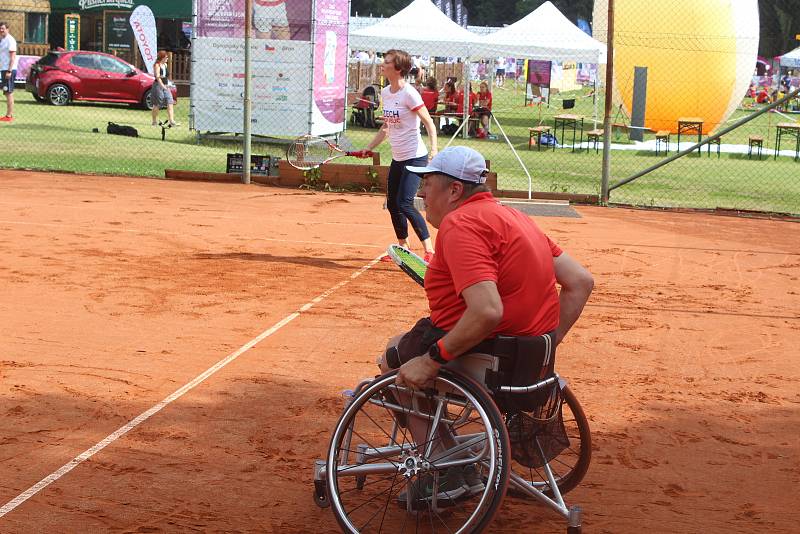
top-left (556, 285), bottom-right (592, 344)
top-left (438, 281), bottom-right (503, 358)
top-left (553, 252), bottom-right (594, 345)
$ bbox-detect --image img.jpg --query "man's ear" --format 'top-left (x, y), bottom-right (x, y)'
top-left (450, 180), bottom-right (465, 201)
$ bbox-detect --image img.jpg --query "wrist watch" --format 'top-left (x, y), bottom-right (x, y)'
top-left (428, 341), bottom-right (448, 365)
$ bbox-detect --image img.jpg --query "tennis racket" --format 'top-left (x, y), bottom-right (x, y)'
top-left (286, 135), bottom-right (374, 170)
top-left (386, 244), bottom-right (428, 287)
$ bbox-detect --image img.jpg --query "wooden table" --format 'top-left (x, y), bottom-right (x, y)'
top-left (553, 114), bottom-right (584, 152)
top-left (677, 117), bottom-right (703, 155)
top-left (774, 122), bottom-right (800, 162)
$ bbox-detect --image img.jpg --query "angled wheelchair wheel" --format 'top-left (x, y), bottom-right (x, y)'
top-left (326, 369), bottom-right (510, 533)
top-left (509, 385), bottom-right (591, 498)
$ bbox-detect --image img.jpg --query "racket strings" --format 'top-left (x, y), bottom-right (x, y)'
top-left (392, 247), bottom-right (427, 281)
top-left (286, 137), bottom-right (335, 169)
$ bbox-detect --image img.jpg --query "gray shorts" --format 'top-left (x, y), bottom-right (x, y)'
top-left (152, 82), bottom-right (173, 108)
top-left (1, 70), bottom-right (15, 93)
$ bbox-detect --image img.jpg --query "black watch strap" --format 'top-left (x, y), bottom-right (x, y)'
top-left (428, 341), bottom-right (448, 365)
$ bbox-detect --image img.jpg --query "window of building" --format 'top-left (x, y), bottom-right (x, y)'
top-left (25, 13), bottom-right (48, 44)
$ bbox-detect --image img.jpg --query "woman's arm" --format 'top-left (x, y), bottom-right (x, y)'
top-left (416, 106), bottom-right (438, 158)
top-left (365, 125), bottom-right (387, 152)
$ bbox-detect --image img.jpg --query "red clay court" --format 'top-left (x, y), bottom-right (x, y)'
top-left (1, 169), bottom-right (798, 532)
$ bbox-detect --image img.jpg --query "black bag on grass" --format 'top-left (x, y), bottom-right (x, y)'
top-left (107, 122), bottom-right (139, 138)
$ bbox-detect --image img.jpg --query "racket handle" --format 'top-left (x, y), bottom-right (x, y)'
top-left (346, 150), bottom-right (375, 158)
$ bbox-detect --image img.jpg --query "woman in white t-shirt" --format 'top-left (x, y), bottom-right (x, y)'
top-left (364, 49), bottom-right (437, 262)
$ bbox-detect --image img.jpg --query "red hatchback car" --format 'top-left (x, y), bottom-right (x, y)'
top-left (26, 50), bottom-right (177, 109)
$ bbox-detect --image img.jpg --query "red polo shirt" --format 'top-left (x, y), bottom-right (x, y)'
top-left (425, 192), bottom-right (562, 336)
top-left (421, 88), bottom-right (439, 112)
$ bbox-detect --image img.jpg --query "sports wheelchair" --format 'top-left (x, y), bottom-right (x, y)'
top-left (313, 350), bottom-right (591, 533)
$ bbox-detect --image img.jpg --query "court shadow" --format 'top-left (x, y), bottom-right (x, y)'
top-left (194, 251), bottom-right (370, 270)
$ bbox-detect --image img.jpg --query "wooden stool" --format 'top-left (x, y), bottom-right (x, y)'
top-left (748, 135), bottom-right (764, 160)
top-left (529, 126), bottom-right (551, 150)
top-left (655, 130), bottom-right (670, 155)
top-left (706, 137), bottom-right (721, 158)
top-left (586, 129), bottom-right (604, 153)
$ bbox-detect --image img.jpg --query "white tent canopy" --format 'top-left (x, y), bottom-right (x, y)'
top-left (473, 1), bottom-right (606, 63)
top-left (780, 46), bottom-right (800, 69)
top-left (349, 0), bottom-right (480, 57)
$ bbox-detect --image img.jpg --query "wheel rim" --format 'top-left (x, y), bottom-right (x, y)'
top-left (145, 92), bottom-right (152, 109)
top-left (327, 372), bottom-right (507, 534)
top-left (50, 85), bottom-right (69, 105)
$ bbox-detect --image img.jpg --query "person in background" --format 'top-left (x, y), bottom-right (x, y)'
top-left (495, 56), bottom-right (505, 86)
top-left (755, 85), bottom-right (771, 104)
top-left (505, 57), bottom-right (517, 82)
top-left (361, 49), bottom-right (438, 263)
top-left (456, 81), bottom-right (477, 135)
top-left (442, 80), bottom-right (458, 113)
top-left (421, 76), bottom-right (439, 114)
top-left (0, 21), bottom-right (17, 122)
top-left (474, 81), bottom-right (493, 138)
top-left (151, 51), bottom-right (178, 127)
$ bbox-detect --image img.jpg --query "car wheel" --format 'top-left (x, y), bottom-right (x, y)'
top-left (142, 89), bottom-right (153, 110)
top-left (47, 83), bottom-right (71, 106)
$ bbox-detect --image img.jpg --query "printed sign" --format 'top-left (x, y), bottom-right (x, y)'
top-left (104, 11), bottom-right (132, 52)
top-left (192, 38), bottom-right (313, 135)
top-left (65, 14), bottom-right (80, 51)
top-left (527, 60), bottom-right (552, 86)
top-left (192, 0), bottom-right (345, 137)
top-left (79, 0), bottom-right (134, 10)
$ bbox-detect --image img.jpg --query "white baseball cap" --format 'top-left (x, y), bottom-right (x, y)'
top-left (407, 146), bottom-right (489, 184)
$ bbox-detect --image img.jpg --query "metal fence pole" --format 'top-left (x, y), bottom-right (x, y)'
top-left (243, 0), bottom-right (253, 184)
top-left (600, 0), bottom-right (614, 205)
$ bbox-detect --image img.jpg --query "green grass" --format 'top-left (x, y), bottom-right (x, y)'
top-left (1, 85), bottom-right (799, 216)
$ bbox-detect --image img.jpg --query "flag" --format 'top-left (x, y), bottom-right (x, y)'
top-left (130, 6), bottom-right (157, 74)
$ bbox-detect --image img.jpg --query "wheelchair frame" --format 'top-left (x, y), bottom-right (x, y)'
top-left (313, 368), bottom-right (590, 533)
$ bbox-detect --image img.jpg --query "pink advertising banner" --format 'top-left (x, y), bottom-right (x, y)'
top-left (311, 0), bottom-right (349, 132)
top-left (197, 0), bottom-right (311, 41)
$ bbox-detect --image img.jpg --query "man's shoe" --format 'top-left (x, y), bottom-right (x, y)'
top-left (462, 464), bottom-right (485, 496)
top-left (397, 468), bottom-right (468, 510)
top-left (380, 254), bottom-right (395, 263)
top-left (0, 115), bottom-right (13, 122)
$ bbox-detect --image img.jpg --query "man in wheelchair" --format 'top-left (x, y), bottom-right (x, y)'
top-left (377, 146), bottom-right (594, 508)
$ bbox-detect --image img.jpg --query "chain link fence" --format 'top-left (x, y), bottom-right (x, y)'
top-left (1, 2), bottom-right (798, 217)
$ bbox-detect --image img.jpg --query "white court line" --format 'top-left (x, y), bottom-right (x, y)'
top-left (0, 254), bottom-right (384, 519)
top-left (0, 219), bottom-right (383, 249)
